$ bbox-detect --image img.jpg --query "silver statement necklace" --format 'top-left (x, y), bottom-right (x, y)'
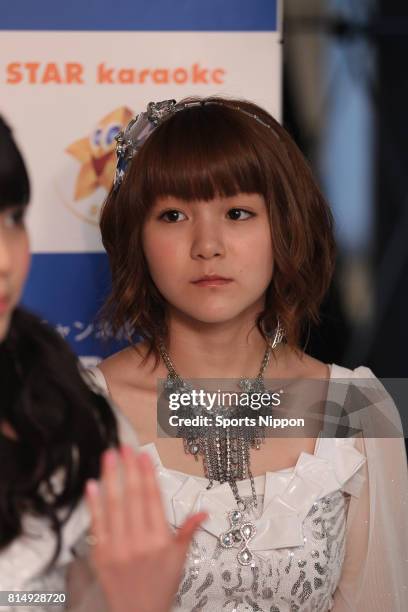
top-left (158, 323), bottom-right (284, 566)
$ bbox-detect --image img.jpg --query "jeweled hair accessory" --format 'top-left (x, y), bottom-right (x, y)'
top-left (113, 98), bottom-right (276, 190)
top-left (114, 100), bottom-right (176, 189)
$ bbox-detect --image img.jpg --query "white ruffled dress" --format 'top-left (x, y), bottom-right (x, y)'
top-left (1, 364), bottom-right (407, 612)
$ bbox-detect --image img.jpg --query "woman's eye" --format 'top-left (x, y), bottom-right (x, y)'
top-left (4, 208), bottom-right (25, 229)
top-left (159, 210), bottom-right (187, 223)
top-left (227, 208), bottom-right (254, 221)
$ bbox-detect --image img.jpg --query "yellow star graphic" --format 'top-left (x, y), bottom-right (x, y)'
top-left (66, 106), bottom-right (134, 200)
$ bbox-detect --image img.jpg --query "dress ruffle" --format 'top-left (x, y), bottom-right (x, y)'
top-left (141, 435), bottom-right (366, 558)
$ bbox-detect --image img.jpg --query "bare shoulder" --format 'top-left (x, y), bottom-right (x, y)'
top-left (272, 345), bottom-right (330, 379)
top-left (99, 342), bottom-right (162, 392)
top-left (296, 352), bottom-right (331, 379)
top-left (98, 343), bottom-right (164, 438)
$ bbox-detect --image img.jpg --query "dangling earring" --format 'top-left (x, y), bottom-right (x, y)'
top-left (271, 316), bottom-right (285, 349)
top-left (260, 316), bottom-right (285, 347)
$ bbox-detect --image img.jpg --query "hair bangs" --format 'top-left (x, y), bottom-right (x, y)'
top-left (136, 103), bottom-right (267, 205)
top-left (100, 96), bottom-right (336, 363)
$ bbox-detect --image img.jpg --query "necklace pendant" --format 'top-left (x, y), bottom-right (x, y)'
top-left (184, 439), bottom-right (200, 461)
top-left (164, 376), bottom-right (177, 391)
top-left (238, 377), bottom-right (265, 394)
top-left (237, 542), bottom-right (255, 566)
top-left (189, 442), bottom-right (200, 456)
top-left (158, 337), bottom-right (281, 553)
top-left (239, 377), bottom-right (253, 392)
top-left (219, 509), bottom-right (257, 566)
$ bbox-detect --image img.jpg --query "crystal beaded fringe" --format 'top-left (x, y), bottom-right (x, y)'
top-left (158, 322), bottom-right (284, 565)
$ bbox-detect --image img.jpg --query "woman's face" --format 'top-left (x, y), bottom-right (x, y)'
top-left (0, 206), bottom-right (30, 341)
top-left (142, 193), bottom-right (273, 326)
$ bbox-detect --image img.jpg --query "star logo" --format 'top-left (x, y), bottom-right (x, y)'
top-left (66, 106), bottom-right (133, 200)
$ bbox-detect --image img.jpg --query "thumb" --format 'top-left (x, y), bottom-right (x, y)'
top-left (175, 512), bottom-right (208, 554)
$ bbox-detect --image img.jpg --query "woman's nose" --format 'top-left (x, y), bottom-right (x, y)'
top-left (190, 219), bottom-right (226, 260)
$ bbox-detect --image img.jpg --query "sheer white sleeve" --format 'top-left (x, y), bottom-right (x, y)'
top-left (333, 367), bottom-right (408, 611)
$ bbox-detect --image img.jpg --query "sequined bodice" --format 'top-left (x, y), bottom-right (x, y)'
top-left (174, 490), bottom-right (349, 612)
top-left (140, 434), bottom-right (365, 612)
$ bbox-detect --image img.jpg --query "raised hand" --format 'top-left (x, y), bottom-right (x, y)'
top-left (85, 446), bottom-right (207, 612)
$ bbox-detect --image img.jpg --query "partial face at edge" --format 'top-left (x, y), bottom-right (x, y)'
top-left (0, 206), bottom-right (30, 342)
top-left (142, 193), bottom-right (273, 327)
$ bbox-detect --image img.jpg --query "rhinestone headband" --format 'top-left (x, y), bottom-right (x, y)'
top-left (113, 99), bottom-right (276, 190)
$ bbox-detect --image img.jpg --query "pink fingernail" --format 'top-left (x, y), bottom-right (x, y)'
top-left (86, 480), bottom-right (99, 497)
top-left (120, 444), bottom-right (134, 459)
top-left (137, 452), bottom-right (152, 469)
top-left (103, 449), bottom-right (117, 467)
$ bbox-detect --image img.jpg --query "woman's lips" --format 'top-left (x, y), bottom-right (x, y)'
top-left (191, 278), bottom-right (233, 287)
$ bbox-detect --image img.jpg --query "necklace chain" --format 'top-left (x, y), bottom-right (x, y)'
top-left (158, 323), bottom-right (284, 566)
top-left (158, 323), bottom-right (284, 494)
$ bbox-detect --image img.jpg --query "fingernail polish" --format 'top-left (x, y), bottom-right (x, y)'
top-left (120, 444), bottom-right (134, 459)
top-left (137, 451), bottom-right (152, 468)
top-left (86, 480), bottom-right (99, 496)
top-left (103, 449), bottom-right (117, 467)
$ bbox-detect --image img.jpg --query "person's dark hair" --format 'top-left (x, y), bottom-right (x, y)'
top-left (100, 96), bottom-right (336, 366)
top-left (0, 116), bottom-right (30, 211)
top-left (0, 116), bottom-right (119, 567)
top-left (0, 310), bottom-right (119, 566)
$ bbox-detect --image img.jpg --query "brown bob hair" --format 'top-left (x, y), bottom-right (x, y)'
top-left (100, 96), bottom-right (336, 366)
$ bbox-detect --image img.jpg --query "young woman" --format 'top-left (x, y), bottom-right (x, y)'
top-left (87, 97), bottom-right (408, 611)
top-left (0, 116), bottom-right (206, 612)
